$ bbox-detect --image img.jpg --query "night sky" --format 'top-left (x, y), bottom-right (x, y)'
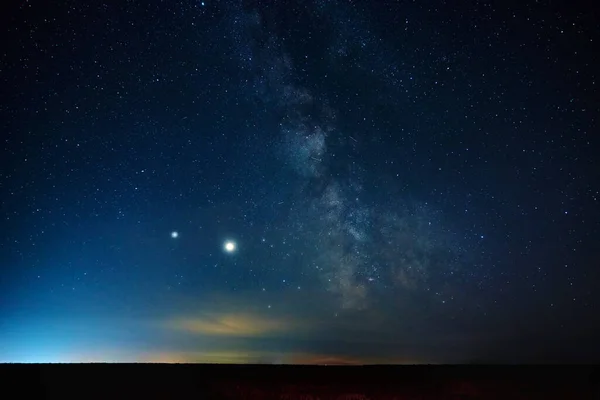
top-left (2, 0), bottom-right (599, 364)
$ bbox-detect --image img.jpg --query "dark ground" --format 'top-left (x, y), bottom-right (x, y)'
top-left (2, 364), bottom-right (598, 399)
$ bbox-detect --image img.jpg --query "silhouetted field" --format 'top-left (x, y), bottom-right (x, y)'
top-left (3, 364), bottom-right (598, 399)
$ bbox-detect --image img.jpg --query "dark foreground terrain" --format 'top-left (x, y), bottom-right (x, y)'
top-left (3, 364), bottom-right (598, 399)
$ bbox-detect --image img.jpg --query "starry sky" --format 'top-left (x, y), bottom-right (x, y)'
top-left (1, 0), bottom-right (599, 364)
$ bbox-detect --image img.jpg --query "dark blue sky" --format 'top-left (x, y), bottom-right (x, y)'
top-left (1, 0), bottom-right (599, 363)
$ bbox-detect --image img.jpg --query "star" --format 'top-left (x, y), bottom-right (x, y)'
top-left (224, 240), bottom-right (236, 253)
top-left (170, 231), bottom-right (179, 239)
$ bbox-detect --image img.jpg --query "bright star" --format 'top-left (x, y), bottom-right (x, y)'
top-left (171, 231), bottom-right (179, 239)
top-left (224, 240), bottom-right (236, 252)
